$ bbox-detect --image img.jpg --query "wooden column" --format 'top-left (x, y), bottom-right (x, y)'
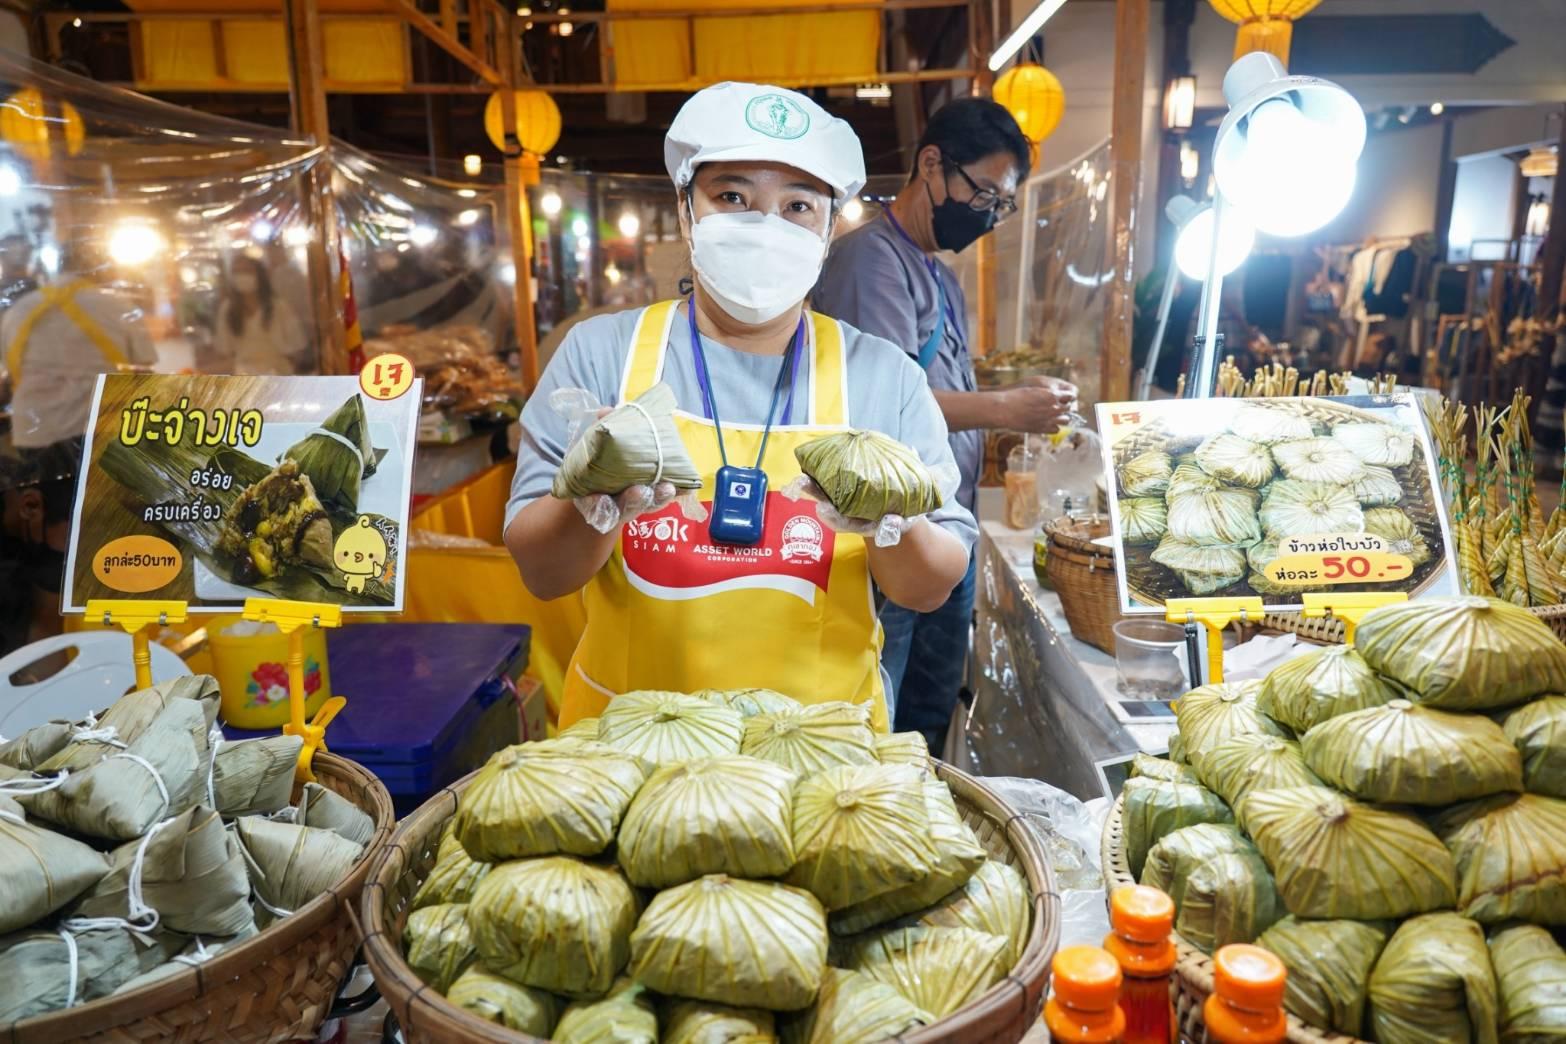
top-left (971, 0), bottom-right (997, 357)
top-left (284, 0), bottom-right (347, 374)
top-left (1103, 0), bottom-right (1148, 402)
top-left (497, 18), bottom-right (542, 391)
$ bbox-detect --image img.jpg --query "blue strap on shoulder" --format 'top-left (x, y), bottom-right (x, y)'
top-left (917, 275), bottom-right (946, 371)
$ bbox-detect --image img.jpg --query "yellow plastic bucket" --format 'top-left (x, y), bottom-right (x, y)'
top-left (207, 614), bottom-right (333, 729)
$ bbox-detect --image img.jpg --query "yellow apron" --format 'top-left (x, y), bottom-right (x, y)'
top-left (6, 280), bottom-right (130, 380)
top-left (559, 300), bottom-right (889, 731)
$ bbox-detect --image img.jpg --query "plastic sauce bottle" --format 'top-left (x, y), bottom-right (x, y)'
top-left (1203, 944), bottom-right (1288, 1044)
top-left (1045, 945), bottom-right (1126, 1043)
top-left (1103, 885), bottom-right (1178, 1044)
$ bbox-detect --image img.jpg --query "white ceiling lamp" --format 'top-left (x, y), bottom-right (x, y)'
top-left (988, 0), bottom-right (1069, 72)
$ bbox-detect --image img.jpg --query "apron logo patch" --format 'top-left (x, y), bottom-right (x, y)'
top-left (779, 515), bottom-right (824, 564)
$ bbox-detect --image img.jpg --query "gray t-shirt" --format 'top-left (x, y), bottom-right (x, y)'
top-left (812, 215), bottom-right (984, 513)
top-left (506, 304), bottom-right (978, 551)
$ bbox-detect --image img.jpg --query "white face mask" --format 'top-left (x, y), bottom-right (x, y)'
top-left (688, 209), bottom-right (828, 326)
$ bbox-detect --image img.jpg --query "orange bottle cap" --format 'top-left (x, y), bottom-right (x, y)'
top-left (1052, 946), bottom-right (1123, 1009)
top-left (1213, 944), bottom-right (1287, 1010)
top-left (1110, 885), bottom-right (1175, 942)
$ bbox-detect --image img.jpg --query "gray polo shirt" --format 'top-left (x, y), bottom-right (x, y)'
top-left (506, 305), bottom-right (978, 551)
top-left (812, 215), bottom-right (984, 514)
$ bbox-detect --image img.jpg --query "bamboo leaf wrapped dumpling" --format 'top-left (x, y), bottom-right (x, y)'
top-left (444, 965), bottom-right (557, 1036)
top-left (1176, 849), bottom-right (1285, 954)
top-left (1488, 925), bottom-right (1566, 1044)
top-left (1194, 433), bottom-right (1276, 488)
top-left (629, 875), bottom-right (828, 1010)
top-left (663, 999), bottom-right (776, 1044)
top-left (208, 735), bottom-right (303, 817)
top-left (554, 977), bottom-right (658, 1044)
top-left (1355, 596), bottom-right (1566, 711)
top-left (1120, 777), bottom-right (1234, 879)
top-left (916, 859), bottom-right (1031, 965)
top-left (1120, 450), bottom-right (1173, 498)
top-left (1240, 786), bottom-right (1456, 920)
top-left (1433, 793), bottom-right (1566, 925)
top-left (283, 393), bottom-right (377, 509)
top-left (469, 857), bottom-right (640, 996)
top-left (794, 429), bottom-right (942, 520)
top-left (452, 739), bottom-right (648, 861)
top-left (1167, 488), bottom-right (1262, 547)
top-left (1502, 695), bottom-right (1566, 798)
top-left (598, 691), bottom-right (744, 764)
top-left (0, 797), bottom-right (111, 934)
top-left (1257, 644), bottom-right (1397, 733)
top-left (1230, 403), bottom-right (1315, 446)
top-left (236, 817), bottom-right (364, 921)
top-left (412, 825), bottom-right (491, 910)
top-left (1346, 464), bottom-right (1405, 507)
top-left (1272, 438), bottom-right (1366, 485)
top-left (1368, 912), bottom-right (1500, 1044)
top-left (1195, 735), bottom-right (1322, 810)
top-left (1259, 480), bottom-right (1364, 540)
top-left (846, 926), bottom-right (1009, 1017)
top-left (1256, 916), bottom-right (1389, 1036)
top-left (295, 780), bottom-right (377, 845)
top-left (1303, 699), bottom-right (1523, 805)
top-left (1119, 497), bottom-right (1168, 545)
top-left (741, 702), bottom-right (877, 777)
top-left (403, 903), bottom-right (476, 992)
top-left (1129, 753), bottom-right (1201, 785)
top-left (786, 764), bottom-right (937, 910)
top-left (1150, 536), bottom-right (1247, 596)
top-left (552, 382), bottom-right (703, 498)
top-left (617, 755), bottom-right (797, 888)
top-left (0, 721), bottom-right (72, 770)
top-left (1139, 823), bottom-right (1257, 906)
top-left (37, 674), bottom-right (219, 774)
top-left (1173, 680), bottom-right (1288, 766)
top-left (781, 967), bottom-right (932, 1044)
top-left (1334, 421), bottom-right (1416, 468)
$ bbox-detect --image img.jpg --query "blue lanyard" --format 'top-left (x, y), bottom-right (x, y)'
top-left (884, 210), bottom-right (967, 355)
top-left (686, 300), bottom-right (803, 470)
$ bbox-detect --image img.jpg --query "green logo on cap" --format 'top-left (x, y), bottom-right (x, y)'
top-left (745, 94), bottom-right (810, 140)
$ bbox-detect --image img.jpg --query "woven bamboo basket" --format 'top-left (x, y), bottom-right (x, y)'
top-left (1257, 601), bottom-right (1566, 645)
top-left (363, 761), bottom-right (1062, 1044)
top-left (1044, 514), bottom-right (1123, 654)
top-left (1101, 796), bottom-right (1366, 1044)
top-left (2, 752), bottom-right (395, 1044)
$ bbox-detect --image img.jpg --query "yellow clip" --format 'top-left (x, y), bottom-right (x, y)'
top-left (1301, 592), bottom-right (1408, 643)
top-left (85, 599), bottom-right (188, 691)
top-left (242, 599), bottom-right (344, 783)
top-left (1165, 596), bottom-right (1264, 685)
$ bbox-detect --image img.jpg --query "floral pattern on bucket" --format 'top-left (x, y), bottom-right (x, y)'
top-left (247, 656), bottom-right (322, 707)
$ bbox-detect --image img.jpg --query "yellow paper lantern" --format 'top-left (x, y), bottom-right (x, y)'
top-left (0, 88), bottom-right (86, 166)
top-left (1209, 0), bottom-right (1322, 65)
top-left (483, 89), bottom-right (562, 157)
top-left (993, 64), bottom-right (1065, 145)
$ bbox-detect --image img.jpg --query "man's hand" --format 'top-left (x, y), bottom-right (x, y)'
top-left (574, 481), bottom-right (679, 535)
top-left (1000, 375), bottom-right (1078, 434)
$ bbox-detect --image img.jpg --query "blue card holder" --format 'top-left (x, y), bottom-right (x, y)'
top-left (709, 465), bottom-right (768, 545)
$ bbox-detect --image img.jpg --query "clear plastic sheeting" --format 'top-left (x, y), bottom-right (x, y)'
top-left (0, 50), bottom-right (328, 450)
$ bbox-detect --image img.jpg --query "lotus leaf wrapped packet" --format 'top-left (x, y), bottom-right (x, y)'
top-left (1195, 735), bottom-right (1321, 810)
top-left (1257, 644), bottom-right (1397, 733)
top-left (1230, 403), bottom-right (1315, 445)
top-left (781, 967), bottom-right (932, 1044)
top-left (1354, 596), bottom-right (1566, 710)
top-left (702, 687), bottom-right (800, 719)
top-left (831, 778), bottom-right (987, 934)
top-left (0, 797), bottom-right (111, 934)
top-left (403, 902), bottom-right (476, 992)
top-left (1150, 536), bottom-right (1247, 595)
top-left (1368, 912), bottom-right (1500, 1044)
top-left (208, 735), bottom-right (303, 817)
top-left (1256, 916), bottom-right (1389, 1036)
top-left (1503, 695), bottom-right (1566, 798)
top-left (559, 716), bottom-right (601, 740)
top-left (1120, 450), bottom-right (1173, 498)
top-left (1167, 487), bottom-right (1262, 546)
top-left (552, 382), bottom-right (703, 499)
top-left (295, 780), bottom-right (377, 845)
top-left (236, 817), bottom-right (364, 922)
top-left (1488, 924), bottom-right (1566, 1043)
top-left (1194, 433), bottom-right (1276, 488)
top-left (412, 825), bottom-right (491, 910)
top-left (71, 806), bottom-right (253, 936)
top-left (1303, 699), bottom-right (1523, 805)
top-left (873, 731), bottom-right (931, 769)
top-left (1120, 777), bottom-right (1234, 879)
top-left (1239, 786), bottom-right (1456, 919)
top-left (1345, 464), bottom-right (1404, 507)
top-left (1165, 462), bottom-right (1219, 501)
top-left (786, 763), bottom-right (937, 910)
top-left (0, 721), bottom-right (72, 770)
top-left (1172, 681), bottom-right (1287, 766)
top-left (1130, 753), bottom-right (1201, 785)
top-left (1175, 849), bottom-right (1285, 954)
top-left (916, 859), bottom-right (1031, 965)
top-left (1119, 497), bottom-right (1168, 545)
top-left (470, 856), bottom-right (639, 996)
top-left (1362, 507), bottom-right (1432, 566)
top-left (663, 999), bottom-right (776, 1044)
top-left (453, 739), bottom-right (648, 861)
top-left (846, 925), bottom-right (1008, 1018)
top-left (597, 691), bottom-right (743, 764)
top-left (794, 429), bottom-right (943, 520)
top-left (1433, 793), bottom-right (1566, 925)
top-left (554, 977), bottom-right (658, 1044)
top-left (1139, 823), bottom-right (1256, 904)
top-left (1272, 438), bottom-right (1366, 485)
top-left (1259, 480), bottom-right (1364, 540)
top-left (0, 926), bottom-right (178, 1021)
top-left (617, 755), bottom-right (797, 888)
top-left (283, 393), bottom-right (377, 510)
top-left (444, 965), bottom-right (558, 1036)
top-left (1334, 421), bottom-right (1416, 467)
top-left (37, 674), bottom-right (219, 774)
top-left (629, 875), bottom-right (827, 1010)
top-left (741, 701), bottom-right (877, 777)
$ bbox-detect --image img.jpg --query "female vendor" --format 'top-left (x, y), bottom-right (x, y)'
top-left (504, 82), bottom-right (977, 734)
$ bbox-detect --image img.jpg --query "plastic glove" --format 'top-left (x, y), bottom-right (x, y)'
top-left (782, 476), bottom-right (922, 548)
top-left (574, 481), bottom-right (679, 535)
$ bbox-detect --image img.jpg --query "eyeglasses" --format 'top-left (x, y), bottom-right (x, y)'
top-left (945, 161), bottom-right (1018, 219)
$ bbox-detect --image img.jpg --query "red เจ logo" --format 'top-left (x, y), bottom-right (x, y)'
top-left (623, 493), bottom-right (834, 605)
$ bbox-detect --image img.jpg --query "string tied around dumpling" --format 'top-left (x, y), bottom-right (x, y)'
top-left (204, 722), bottom-right (225, 812)
top-left (234, 833), bottom-right (297, 919)
top-left (622, 401), bottom-right (665, 485)
top-left (60, 815), bottom-right (178, 936)
top-left (297, 428), bottom-right (365, 479)
top-left (172, 936), bottom-right (214, 968)
top-left (70, 711), bottom-right (127, 749)
top-left (108, 752), bottom-right (171, 821)
top-left (0, 767), bottom-right (69, 795)
top-left (58, 930), bottom-right (80, 1009)
top-left (0, 808), bottom-right (24, 826)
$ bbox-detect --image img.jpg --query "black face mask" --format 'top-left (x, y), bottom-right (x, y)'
top-left (926, 178), bottom-right (997, 254)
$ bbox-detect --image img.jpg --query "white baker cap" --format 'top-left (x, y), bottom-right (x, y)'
top-left (664, 82), bottom-right (867, 202)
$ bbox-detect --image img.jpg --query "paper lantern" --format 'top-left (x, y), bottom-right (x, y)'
top-left (483, 89), bottom-right (562, 157)
top-left (0, 88), bottom-right (85, 166)
top-left (1209, 0), bottom-right (1322, 65)
top-left (993, 64), bottom-right (1065, 145)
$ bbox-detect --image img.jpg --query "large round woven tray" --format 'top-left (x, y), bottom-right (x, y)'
top-left (1112, 398), bottom-right (1449, 610)
top-left (1258, 602), bottom-right (1566, 645)
top-left (2, 752), bottom-right (395, 1044)
top-left (1101, 795), bottom-right (1366, 1044)
top-left (363, 760), bottom-right (1062, 1044)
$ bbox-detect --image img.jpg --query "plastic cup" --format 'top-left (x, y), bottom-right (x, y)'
top-left (1113, 619), bottom-right (1188, 700)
